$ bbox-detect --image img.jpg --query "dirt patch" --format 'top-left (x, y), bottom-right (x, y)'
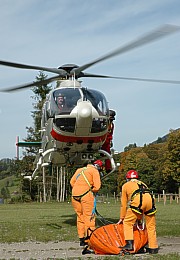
top-left (0, 237), bottom-right (179, 259)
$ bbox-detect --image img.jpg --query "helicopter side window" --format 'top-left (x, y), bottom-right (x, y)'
top-left (91, 118), bottom-right (108, 133)
top-left (97, 100), bottom-right (105, 115)
top-left (41, 107), bottom-right (46, 129)
top-left (41, 100), bottom-right (49, 128)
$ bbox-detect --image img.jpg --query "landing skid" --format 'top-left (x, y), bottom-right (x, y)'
top-left (98, 149), bottom-right (117, 180)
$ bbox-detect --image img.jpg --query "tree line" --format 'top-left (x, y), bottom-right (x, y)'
top-left (0, 73), bottom-right (179, 201)
top-left (117, 128), bottom-right (180, 194)
top-left (1, 128), bottom-right (179, 202)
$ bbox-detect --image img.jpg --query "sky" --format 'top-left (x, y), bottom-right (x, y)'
top-left (0, 0), bottom-right (180, 159)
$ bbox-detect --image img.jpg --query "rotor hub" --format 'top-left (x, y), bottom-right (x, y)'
top-left (58, 64), bottom-right (79, 74)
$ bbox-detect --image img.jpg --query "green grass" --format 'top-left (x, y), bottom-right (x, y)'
top-left (95, 200), bottom-right (180, 237)
top-left (0, 175), bottom-right (19, 192)
top-left (156, 202), bottom-right (180, 236)
top-left (0, 201), bottom-right (179, 259)
top-left (0, 201), bottom-right (179, 242)
top-left (0, 202), bottom-right (77, 242)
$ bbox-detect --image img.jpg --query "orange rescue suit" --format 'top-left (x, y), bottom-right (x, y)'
top-left (70, 164), bottom-right (101, 239)
top-left (120, 179), bottom-right (158, 249)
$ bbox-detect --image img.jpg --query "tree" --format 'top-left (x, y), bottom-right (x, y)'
top-left (118, 148), bottom-right (141, 191)
top-left (161, 129), bottom-right (180, 193)
top-left (24, 72), bottom-right (52, 155)
top-left (143, 143), bottom-right (166, 192)
top-left (124, 143), bottom-right (137, 152)
top-left (20, 72), bottom-right (52, 200)
top-left (1, 187), bottom-right (10, 201)
top-left (117, 143), bottom-right (173, 193)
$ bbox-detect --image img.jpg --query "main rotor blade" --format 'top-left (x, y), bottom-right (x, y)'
top-left (0, 75), bottom-right (60, 92)
top-left (0, 60), bottom-right (67, 76)
top-left (82, 72), bottom-right (180, 84)
top-left (73, 24), bottom-right (180, 76)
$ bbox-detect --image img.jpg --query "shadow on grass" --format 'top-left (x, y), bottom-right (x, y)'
top-left (96, 217), bottom-right (118, 227)
top-left (46, 223), bottom-right (63, 229)
top-left (62, 213), bottom-right (118, 228)
top-left (62, 214), bottom-right (77, 226)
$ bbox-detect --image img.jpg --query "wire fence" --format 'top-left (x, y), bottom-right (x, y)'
top-left (96, 192), bottom-right (180, 205)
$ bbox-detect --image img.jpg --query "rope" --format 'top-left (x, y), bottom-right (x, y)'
top-left (95, 207), bottom-right (114, 226)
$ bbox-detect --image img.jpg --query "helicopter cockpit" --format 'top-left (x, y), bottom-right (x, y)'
top-left (41, 87), bottom-right (109, 134)
top-left (51, 87), bottom-right (109, 116)
top-left (53, 88), bottom-right (82, 114)
top-left (81, 88), bottom-right (109, 116)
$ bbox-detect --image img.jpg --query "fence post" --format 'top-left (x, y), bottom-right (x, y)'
top-left (170, 194), bottom-right (173, 204)
top-left (114, 192), bottom-right (116, 204)
top-left (163, 190), bottom-right (166, 205)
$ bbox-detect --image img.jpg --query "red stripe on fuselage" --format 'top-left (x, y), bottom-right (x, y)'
top-left (51, 128), bottom-right (107, 143)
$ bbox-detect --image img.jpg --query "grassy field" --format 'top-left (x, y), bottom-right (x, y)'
top-left (0, 200), bottom-right (179, 242)
top-left (0, 201), bottom-right (179, 259)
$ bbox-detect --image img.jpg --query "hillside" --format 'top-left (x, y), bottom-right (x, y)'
top-left (0, 175), bottom-right (21, 202)
top-left (152, 128), bottom-right (180, 144)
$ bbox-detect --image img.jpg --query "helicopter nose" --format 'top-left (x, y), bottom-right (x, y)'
top-left (75, 101), bottom-right (93, 135)
top-left (79, 106), bottom-right (91, 118)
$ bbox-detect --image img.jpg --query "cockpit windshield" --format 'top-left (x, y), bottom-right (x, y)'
top-left (50, 87), bottom-right (109, 116)
top-left (53, 88), bottom-right (82, 114)
top-left (82, 88), bottom-right (109, 116)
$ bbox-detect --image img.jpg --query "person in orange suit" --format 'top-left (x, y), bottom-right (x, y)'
top-left (70, 160), bottom-right (102, 246)
top-left (101, 109), bottom-right (116, 173)
top-left (118, 170), bottom-right (158, 254)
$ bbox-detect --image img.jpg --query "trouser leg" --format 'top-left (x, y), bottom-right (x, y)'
top-left (145, 214), bottom-right (158, 249)
top-left (71, 198), bottom-right (85, 238)
top-left (123, 208), bottom-right (138, 240)
top-left (81, 192), bottom-right (95, 237)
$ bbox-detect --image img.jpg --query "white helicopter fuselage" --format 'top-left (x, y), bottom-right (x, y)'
top-left (40, 79), bottom-right (109, 167)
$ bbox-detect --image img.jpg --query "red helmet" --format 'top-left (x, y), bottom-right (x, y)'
top-left (126, 170), bottom-right (138, 179)
top-left (93, 160), bottom-right (103, 169)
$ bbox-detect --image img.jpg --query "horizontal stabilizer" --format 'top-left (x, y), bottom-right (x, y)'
top-left (16, 141), bottom-right (42, 147)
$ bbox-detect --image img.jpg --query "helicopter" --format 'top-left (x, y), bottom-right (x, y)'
top-left (1, 24), bottom-right (180, 180)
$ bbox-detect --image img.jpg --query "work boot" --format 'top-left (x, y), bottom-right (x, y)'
top-left (79, 237), bottom-right (88, 247)
top-left (121, 240), bottom-right (134, 251)
top-left (147, 248), bottom-right (159, 254)
top-left (82, 245), bottom-right (94, 255)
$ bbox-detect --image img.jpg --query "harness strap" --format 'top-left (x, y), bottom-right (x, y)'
top-left (130, 181), bottom-right (157, 215)
top-left (72, 189), bottom-right (91, 201)
top-left (130, 205), bottom-right (143, 214)
top-left (131, 188), bottom-right (150, 199)
top-left (75, 166), bottom-right (99, 219)
top-left (73, 167), bottom-right (92, 201)
top-left (80, 168), bottom-right (92, 188)
top-left (144, 193), bottom-right (157, 215)
top-left (144, 207), bottom-right (157, 215)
